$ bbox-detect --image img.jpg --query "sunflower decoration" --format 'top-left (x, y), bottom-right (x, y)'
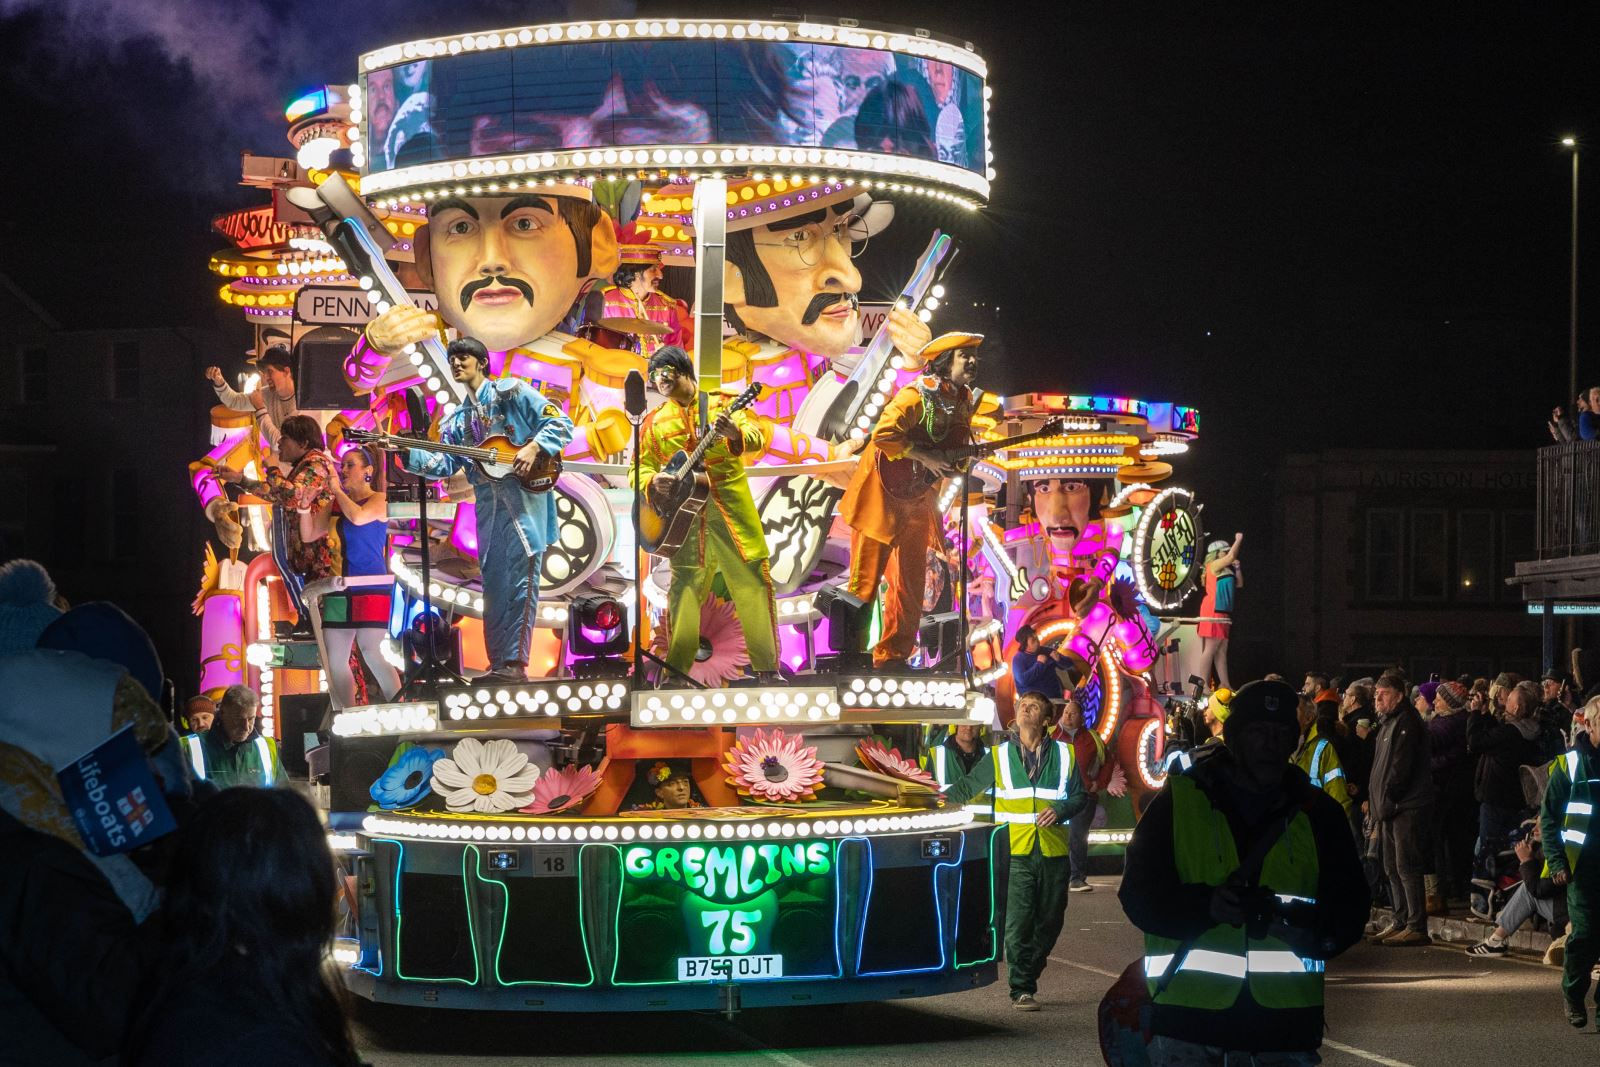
top-left (519, 762), bottom-right (605, 816)
top-left (856, 738), bottom-right (938, 788)
top-left (723, 728), bottom-right (826, 803)
top-left (650, 596), bottom-right (749, 687)
top-left (431, 737), bottom-right (541, 813)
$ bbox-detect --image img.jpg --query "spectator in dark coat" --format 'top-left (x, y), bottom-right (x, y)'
top-left (1466, 680), bottom-right (1544, 880)
top-left (0, 809), bottom-right (146, 1066)
top-left (1427, 681), bottom-right (1476, 903)
top-left (1367, 672), bottom-right (1436, 945)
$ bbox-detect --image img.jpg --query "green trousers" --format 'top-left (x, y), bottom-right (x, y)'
top-left (1003, 850), bottom-right (1072, 997)
top-left (666, 507), bottom-right (778, 675)
top-left (1566, 881), bottom-right (1598, 1007)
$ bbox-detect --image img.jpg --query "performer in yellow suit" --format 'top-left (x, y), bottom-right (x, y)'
top-left (635, 346), bottom-right (779, 682)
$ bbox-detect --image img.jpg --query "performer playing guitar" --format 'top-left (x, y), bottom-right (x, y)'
top-left (636, 345), bottom-right (781, 685)
top-left (840, 332), bottom-right (983, 669)
top-left (398, 337), bottom-right (574, 683)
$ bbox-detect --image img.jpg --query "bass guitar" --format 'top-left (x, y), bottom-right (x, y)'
top-left (878, 417), bottom-right (1067, 501)
top-left (635, 382), bottom-right (763, 557)
top-left (344, 427), bottom-right (563, 494)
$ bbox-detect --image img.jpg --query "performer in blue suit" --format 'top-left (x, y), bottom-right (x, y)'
top-left (404, 337), bottom-right (574, 681)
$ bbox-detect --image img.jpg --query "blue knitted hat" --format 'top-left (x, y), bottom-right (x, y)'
top-left (0, 559), bottom-right (63, 656)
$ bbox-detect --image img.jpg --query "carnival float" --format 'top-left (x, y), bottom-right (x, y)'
top-left (187, 16), bottom-right (1212, 1012)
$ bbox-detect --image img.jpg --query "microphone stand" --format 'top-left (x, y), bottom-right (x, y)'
top-left (397, 392), bottom-right (464, 699)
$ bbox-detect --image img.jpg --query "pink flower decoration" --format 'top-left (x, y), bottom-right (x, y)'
top-left (518, 764), bottom-right (604, 815)
top-left (723, 728), bottom-right (825, 803)
top-left (856, 739), bottom-right (938, 788)
top-left (651, 597), bottom-right (749, 687)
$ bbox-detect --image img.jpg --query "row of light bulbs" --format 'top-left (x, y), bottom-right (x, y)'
top-left (361, 19), bottom-right (984, 78)
top-left (361, 806), bottom-right (975, 844)
top-left (634, 686), bottom-right (840, 726)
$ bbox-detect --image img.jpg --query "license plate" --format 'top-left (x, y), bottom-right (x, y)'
top-left (676, 954), bottom-right (784, 981)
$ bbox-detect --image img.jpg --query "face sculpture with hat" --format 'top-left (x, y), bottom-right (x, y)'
top-left (647, 177), bottom-right (931, 364)
top-left (625, 758), bottom-right (705, 812)
top-left (364, 182), bottom-right (621, 358)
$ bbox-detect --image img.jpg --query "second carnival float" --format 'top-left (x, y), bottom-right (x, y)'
top-left (186, 15), bottom-right (1224, 1012)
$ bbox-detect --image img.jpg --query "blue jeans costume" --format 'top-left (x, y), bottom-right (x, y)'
top-left (406, 379), bottom-right (574, 672)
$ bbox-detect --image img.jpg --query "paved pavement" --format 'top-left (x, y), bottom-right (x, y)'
top-left (354, 877), bottom-right (1596, 1066)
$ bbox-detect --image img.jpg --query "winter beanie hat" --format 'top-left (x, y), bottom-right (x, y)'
top-left (0, 560), bottom-right (63, 656)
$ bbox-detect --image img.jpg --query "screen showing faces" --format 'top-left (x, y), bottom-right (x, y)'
top-left (363, 39), bottom-right (985, 177)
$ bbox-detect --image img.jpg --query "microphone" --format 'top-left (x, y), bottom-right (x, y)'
top-left (624, 369), bottom-right (647, 422)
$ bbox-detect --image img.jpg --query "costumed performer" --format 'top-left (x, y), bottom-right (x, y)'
top-left (205, 343), bottom-right (299, 447)
top-left (839, 332), bottom-right (981, 668)
top-left (401, 337), bottom-right (575, 683)
top-left (1197, 532), bottom-right (1243, 690)
top-left (324, 444), bottom-right (403, 706)
top-left (636, 345), bottom-right (780, 684)
top-left (581, 220), bottom-right (691, 359)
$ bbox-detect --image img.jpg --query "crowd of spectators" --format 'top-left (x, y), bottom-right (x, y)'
top-left (0, 558), bottom-right (360, 1065)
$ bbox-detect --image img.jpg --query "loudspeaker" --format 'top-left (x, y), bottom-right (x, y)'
top-left (293, 327), bottom-right (362, 409)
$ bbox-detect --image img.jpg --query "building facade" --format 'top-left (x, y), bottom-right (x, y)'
top-left (1275, 449), bottom-right (1540, 682)
top-left (0, 273), bottom-right (222, 692)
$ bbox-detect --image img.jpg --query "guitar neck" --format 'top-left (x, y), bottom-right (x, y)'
top-left (969, 426), bottom-right (1060, 460)
top-left (364, 433), bottom-right (496, 463)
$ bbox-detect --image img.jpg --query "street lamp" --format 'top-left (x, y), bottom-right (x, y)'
top-left (1563, 137), bottom-right (1579, 402)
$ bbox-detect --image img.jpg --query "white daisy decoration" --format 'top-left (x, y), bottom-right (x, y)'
top-left (431, 737), bottom-right (541, 813)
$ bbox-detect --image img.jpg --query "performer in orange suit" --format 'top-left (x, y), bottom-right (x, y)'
top-left (839, 333), bottom-right (982, 668)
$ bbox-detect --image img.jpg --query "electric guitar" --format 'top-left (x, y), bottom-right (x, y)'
top-left (635, 382), bottom-right (764, 557)
top-left (878, 417), bottom-right (1068, 501)
top-left (344, 427), bottom-right (563, 494)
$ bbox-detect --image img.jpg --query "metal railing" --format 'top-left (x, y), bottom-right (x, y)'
top-left (1538, 441), bottom-right (1600, 558)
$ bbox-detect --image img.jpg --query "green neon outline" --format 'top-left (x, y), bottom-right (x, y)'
top-left (606, 840), bottom-right (843, 987)
top-left (376, 838), bottom-right (481, 986)
top-left (954, 825), bottom-right (1004, 968)
top-left (470, 843), bottom-right (597, 988)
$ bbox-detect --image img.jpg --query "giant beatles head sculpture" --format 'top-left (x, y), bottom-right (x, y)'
top-left (650, 178), bottom-right (894, 360)
top-left (1028, 477), bottom-right (1094, 557)
top-left (370, 184), bottom-right (620, 355)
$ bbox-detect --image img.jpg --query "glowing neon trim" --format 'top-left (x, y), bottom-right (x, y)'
top-left (471, 844), bottom-right (596, 987)
top-left (376, 838), bottom-right (481, 985)
top-left (1131, 485), bottom-right (1200, 611)
top-left (1136, 718), bottom-right (1167, 790)
top-left (853, 834), bottom-right (964, 977)
top-left (604, 841), bottom-right (844, 986)
top-left (953, 825), bottom-right (1004, 969)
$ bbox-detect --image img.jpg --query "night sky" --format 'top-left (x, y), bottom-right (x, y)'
top-left (3, 0), bottom-right (1597, 544)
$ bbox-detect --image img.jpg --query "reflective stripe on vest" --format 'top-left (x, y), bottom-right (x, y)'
top-left (1307, 739), bottom-right (1330, 788)
top-left (932, 744), bottom-right (994, 821)
top-left (1554, 749), bottom-right (1595, 870)
top-left (183, 734), bottom-right (207, 780)
top-left (1143, 775), bottom-right (1323, 1012)
top-left (992, 740), bottom-right (1074, 857)
top-left (254, 737), bottom-right (276, 785)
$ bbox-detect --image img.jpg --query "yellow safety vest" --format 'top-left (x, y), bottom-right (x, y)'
top-left (1547, 748), bottom-right (1596, 871)
top-left (1143, 775), bottom-right (1324, 1011)
top-left (992, 739), bottom-right (1074, 857)
top-left (1295, 728), bottom-right (1351, 816)
top-left (930, 743), bottom-right (994, 821)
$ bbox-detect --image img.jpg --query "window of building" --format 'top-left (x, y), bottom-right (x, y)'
top-left (20, 347), bottom-right (47, 404)
top-left (1366, 509), bottom-right (1404, 600)
top-left (1411, 510), bottom-right (1448, 599)
top-left (112, 469), bottom-right (139, 558)
top-left (112, 340), bottom-right (140, 400)
top-left (1456, 510), bottom-right (1494, 602)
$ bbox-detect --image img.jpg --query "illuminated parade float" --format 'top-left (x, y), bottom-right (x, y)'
top-left (189, 16), bottom-right (1209, 1012)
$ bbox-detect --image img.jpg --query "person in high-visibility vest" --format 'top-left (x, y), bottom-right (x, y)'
top-left (945, 689), bottom-right (1086, 1011)
top-left (1294, 695), bottom-right (1352, 818)
top-left (1540, 695), bottom-right (1600, 1029)
top-left (924, 724), bottom-right (993, 821)
top-left (185, 685), bottom-right (282, 789)
top-left (1120, 679), bottom-right (1369, 1064)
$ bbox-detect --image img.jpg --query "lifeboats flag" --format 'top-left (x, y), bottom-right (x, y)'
top-left (57, 725), bottom-right (177, 856)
